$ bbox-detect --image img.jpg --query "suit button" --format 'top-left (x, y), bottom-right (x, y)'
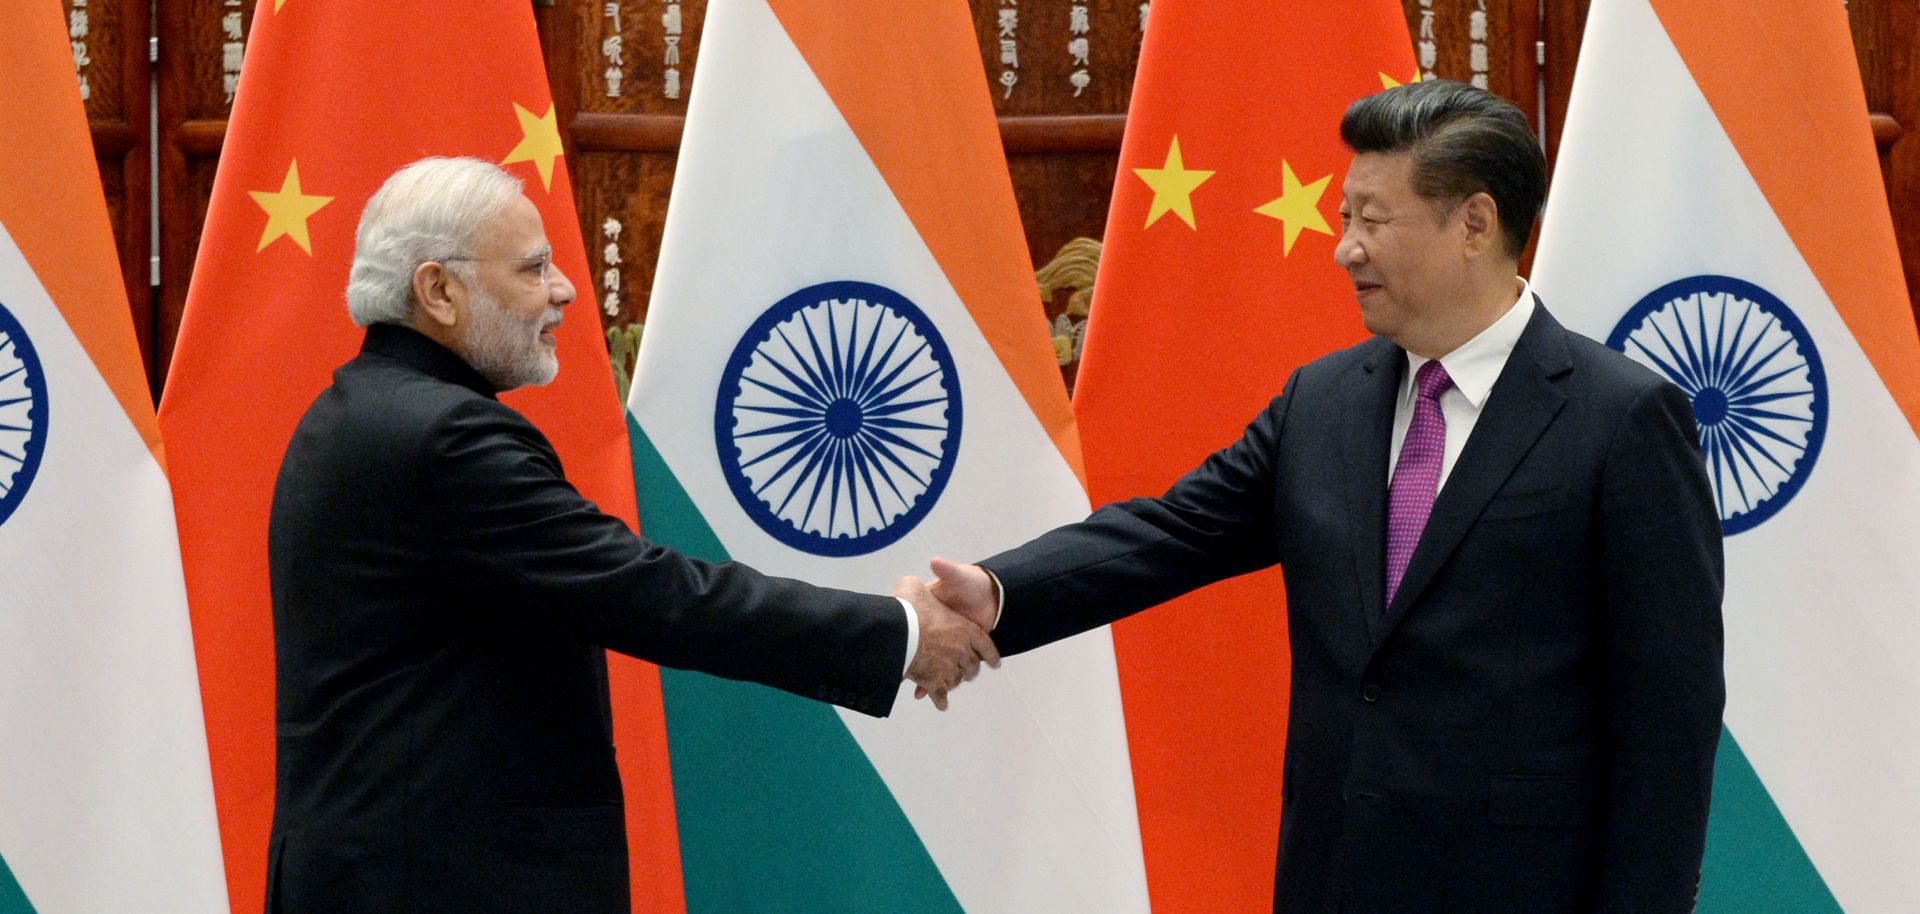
top-left (830, 688), bottom-right (845, 703)
top-left (815, 686), bottom-right (830, 699)
top-left (1361, 684), bottom-right (1381, 703)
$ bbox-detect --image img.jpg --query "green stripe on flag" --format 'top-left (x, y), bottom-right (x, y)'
top-left (628, 416), bottom-right (964, 914)
top-left (1699, 726), bottom-right (1841, 912)
top-left (0, 852), bottom-right (36, 914)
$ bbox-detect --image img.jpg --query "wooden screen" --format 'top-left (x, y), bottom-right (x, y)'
top-left (65, 0), bottom-right (152, 391)
top-left (128, 0), bottom-right (1920, 396)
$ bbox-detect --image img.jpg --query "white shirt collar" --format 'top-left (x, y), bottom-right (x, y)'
top-left (1404, 278), bottom-right (1535, 410)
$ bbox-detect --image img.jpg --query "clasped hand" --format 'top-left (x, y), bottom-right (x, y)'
top-left (896, 571), bottom-right (1000, 711)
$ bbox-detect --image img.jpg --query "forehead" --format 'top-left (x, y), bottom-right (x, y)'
top-left (1341, 151), bottom-right (1417, 202)
top-left (478, 194), bottom-right (547, 253)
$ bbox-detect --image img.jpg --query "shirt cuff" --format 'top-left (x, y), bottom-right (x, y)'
top-left (983, 567), bottom-right (1005, 631)
top-left (898, 597), bottom-right (919, 678)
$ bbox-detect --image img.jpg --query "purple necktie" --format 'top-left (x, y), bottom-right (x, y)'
top-left (1385, 360), bottom-right (1453, 608)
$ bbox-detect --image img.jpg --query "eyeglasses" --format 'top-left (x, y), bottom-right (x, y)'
top-left (442, 250), bottom-right (553, 285)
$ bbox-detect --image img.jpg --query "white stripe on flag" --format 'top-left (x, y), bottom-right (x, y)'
top-left (0, 220), bottom-right (227, 912)
top-left (630, 1), bottom-right (1149, 909)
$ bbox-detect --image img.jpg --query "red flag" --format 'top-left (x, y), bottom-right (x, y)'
top-left (154, 5), bottom-right (683, 911)
top-left (1076, 3), bottom-right (1415, 910)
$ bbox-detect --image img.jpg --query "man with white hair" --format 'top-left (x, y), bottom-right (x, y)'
top-left (265, 157), bottom-right (995, 912)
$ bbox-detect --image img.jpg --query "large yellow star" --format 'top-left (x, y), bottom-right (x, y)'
top-left (503, 102), bottom-right (564, 192)
top-left (249, 160), bottom-right (333, 254)
top-left (1380, 70), bottom-right (1424, 89)
top-left (1132, 136), bottom-right (1215, 230)
top-left (1253, 160), bottom-right (1333, 256)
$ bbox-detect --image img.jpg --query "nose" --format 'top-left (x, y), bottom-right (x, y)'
top-left (1334, 232), bottom-right (1366, 269)
top-left (547, 262), bottom-right (577, 307)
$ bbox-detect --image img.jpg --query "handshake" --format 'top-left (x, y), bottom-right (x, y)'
top-left (896, 557), bottom-right (1001, 711)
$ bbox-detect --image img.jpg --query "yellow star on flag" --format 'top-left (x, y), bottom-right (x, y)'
top-left (1380, 70), bottom-right (1424, 89)
top-left (1133, 136), bottom-right (1215, 230)
top-left (249, 160), bottom-right (333, 254)
top-left (504, 102), bottom-right (564, 192)
top-left (1253, 160), bottom-right (1333, 256)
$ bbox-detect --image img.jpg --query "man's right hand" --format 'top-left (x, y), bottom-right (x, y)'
top-left (896, 575), bottom-right (1000, 711)
top-left (928, 556), bottom-right (999, 631)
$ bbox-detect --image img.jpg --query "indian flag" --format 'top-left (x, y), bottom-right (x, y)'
top-left (0, 3), bottom-right (226, 911)
top-left (626, 0), bottom-right (1148, 910)
top-left (1532, 1), bottom-right (1920, 910)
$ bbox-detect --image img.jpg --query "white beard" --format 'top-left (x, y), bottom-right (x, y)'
top-left (463, 285), bottom-right (559, 391)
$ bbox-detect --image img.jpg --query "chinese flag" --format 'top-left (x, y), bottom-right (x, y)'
top-left (1075, 3), bottom-right (1414, 911)
top-left (154, 4), bottom-right (683, 913)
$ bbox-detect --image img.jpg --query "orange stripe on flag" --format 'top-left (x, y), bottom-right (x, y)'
top-left (0, 9), bottom-right (161, 463)
top-left (1648, 0), bottom-right (1920, 438)
top-left (763, 0), bottom-right (1085, 488)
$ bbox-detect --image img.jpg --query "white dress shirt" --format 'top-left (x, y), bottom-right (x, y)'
top-left (899, 598), bottom-right (919, 676)
top-left (1387, 280), bottom-right (1535, 491)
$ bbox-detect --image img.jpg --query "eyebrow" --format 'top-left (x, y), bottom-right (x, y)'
top-left (524, 243), bottom-right (553, 260)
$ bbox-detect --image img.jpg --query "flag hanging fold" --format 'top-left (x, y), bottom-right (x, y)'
top-left (1533, 2), bottom-right (1920, 910)
top-left (153, 4), bottom-right (682, 912)
top-left (625, 1), bottom-right (1148, 910)
top-left (1071, 3), bottom-right (1415, 910)
top-left (0, 3), bottom-right (226, 910)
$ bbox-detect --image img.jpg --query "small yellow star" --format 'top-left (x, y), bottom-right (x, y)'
top-left (249, 160), bottom-right (333, 254)
top-left (1379, 70), bottom-right (1424, 90)
top-left (503, 102), bottom-right (564, 192)
top-left (1253, 161), bottom-right (1333, 256)
top-left (1132, 136), bottom-right (1215, 230)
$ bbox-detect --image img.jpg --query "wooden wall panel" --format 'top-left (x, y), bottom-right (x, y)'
top-left (129, 1), bottom-right (1918, 396)
top-left (155, 0), bottom-right (251, 392)
top-left (1853, 0), bottom-right (1920, 327)
top-left (70, 0), bottom-right (152, 394)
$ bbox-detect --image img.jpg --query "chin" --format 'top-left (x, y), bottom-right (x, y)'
top-left (1358, 309), bottom-right (1391, 339)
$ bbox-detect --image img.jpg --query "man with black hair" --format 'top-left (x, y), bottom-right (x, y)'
top-left (931, 80), bottom-right (1724, 912)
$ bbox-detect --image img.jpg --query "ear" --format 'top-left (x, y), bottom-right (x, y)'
top-left (411, 260), bottom-right (462, 330)
top-left (1459, 191), bottom-right (1501, 257)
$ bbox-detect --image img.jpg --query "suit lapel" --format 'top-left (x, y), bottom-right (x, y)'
top-left (1378, 301), bottom-right (1573, 638)
top-left (1342, 337), bottom-right (1402, 644)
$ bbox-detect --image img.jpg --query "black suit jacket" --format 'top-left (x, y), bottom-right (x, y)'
top-left (984, 303), bottom-right (1725, 913)
top-left (266, 324), bottom-right (907, 913)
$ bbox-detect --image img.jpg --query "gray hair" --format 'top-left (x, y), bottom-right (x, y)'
top-left (344, 157), bottom-right (525, 327)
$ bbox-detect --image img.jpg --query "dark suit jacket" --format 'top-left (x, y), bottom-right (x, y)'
top-left (983, 303), bottom-right (1725, 913)
top-left (266, 324), bottom-right (907, 913)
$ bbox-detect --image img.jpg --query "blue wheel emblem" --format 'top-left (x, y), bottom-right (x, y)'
top-left (0, 299), bottom-right (50, 528)
top-left (1606, 275), bottom-right (1826, 535)
top-left (715, 281), bottom-right (961, 556)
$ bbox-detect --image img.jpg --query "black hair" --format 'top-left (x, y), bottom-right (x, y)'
top-left (1339, 80), bottom-right (1546, 258)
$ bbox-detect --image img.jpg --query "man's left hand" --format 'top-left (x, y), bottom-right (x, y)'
top-left (897, 574), bottom-right (1000, 711)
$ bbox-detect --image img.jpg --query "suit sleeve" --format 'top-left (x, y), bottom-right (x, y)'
top-left (425, 398), bottom-right (907, 718)
top-left (1594, 380), bottom-right (1727, 909)
top-left (982, 373), bottom-right (1296, 655)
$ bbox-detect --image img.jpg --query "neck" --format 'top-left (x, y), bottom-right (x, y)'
top-left (1401, 272), bottom-right (1522, 360)
top-left (406, 311), bottom-right (466, 360)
